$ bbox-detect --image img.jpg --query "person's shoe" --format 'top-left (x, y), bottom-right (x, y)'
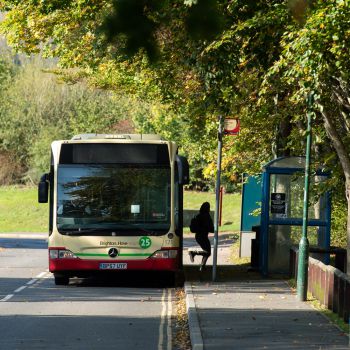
top-left (188, 251), bottom-right (195, 263)
top-left (199, 264), bottom-right (206, 272)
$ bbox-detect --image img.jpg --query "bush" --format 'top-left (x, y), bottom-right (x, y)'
top-left (0, 151), bottom-right (24, 185)
top-left (331, 197), bottom-right (347, 248)
top-left (0, 56), bottom-right (138, 183)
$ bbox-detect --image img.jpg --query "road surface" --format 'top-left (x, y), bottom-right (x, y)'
top-left (0, 234), bottom-right (174, 349)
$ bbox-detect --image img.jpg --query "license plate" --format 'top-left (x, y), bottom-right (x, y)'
top-left (99, 263), bottom-right (127, 270)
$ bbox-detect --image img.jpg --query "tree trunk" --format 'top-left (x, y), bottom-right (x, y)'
top-left (347, 196), bottom-right (350, 274)
top-left (320, 105), bottom-right (350, 274)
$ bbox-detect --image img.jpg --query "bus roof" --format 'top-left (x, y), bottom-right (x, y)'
top-left (71, 134), bottom-right (162, 141)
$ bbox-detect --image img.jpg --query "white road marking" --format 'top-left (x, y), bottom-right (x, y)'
top-left (0, 294), bottom-right (14, 302)
top-left (158, 289), bottom-right (167, 350)
top-left (0, 271), bottom-right (49, 302)
top-left (167, 289), bottom-right (172, 350)
top-left (14, 286), bottom-right (27, 293)
top-left (26, 279), bottom-right (38, 285)
top-left (158, 289), bottom-right (173, 350)
top-left (36, 272), bottom-right (47, 279)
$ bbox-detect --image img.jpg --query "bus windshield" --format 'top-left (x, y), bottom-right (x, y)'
top-left (56, 165), bottom-right (171, 235)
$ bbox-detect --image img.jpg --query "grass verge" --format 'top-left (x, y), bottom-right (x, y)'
top-left (308, 294), bottom-right (349, 334)
top-left (0, 186), bottom-right (241, 233)
top-left (183, 190), bottom-right (241, 233)
top-left (0, 186), bottom-right (48, 232)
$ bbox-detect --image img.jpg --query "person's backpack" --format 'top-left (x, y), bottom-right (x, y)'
top-left (190, 215), bottom-right (200, 233)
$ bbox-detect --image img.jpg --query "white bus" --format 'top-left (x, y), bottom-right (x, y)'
top-left (38, 134), bottom-right (189, 285)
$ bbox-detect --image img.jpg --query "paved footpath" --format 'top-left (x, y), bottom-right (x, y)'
top-left (183, 232), bottom-right (234, 266)
top-left (184, 233), bottom-right (349, 350)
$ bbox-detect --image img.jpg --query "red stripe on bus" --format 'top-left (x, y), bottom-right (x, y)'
top-left (49, 257), bottom-right (179, 272)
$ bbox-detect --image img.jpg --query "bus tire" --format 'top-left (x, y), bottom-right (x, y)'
top-left (54, 274), bottom-right (69, 286)
top-left (167, 271), bottom-right (184, 287)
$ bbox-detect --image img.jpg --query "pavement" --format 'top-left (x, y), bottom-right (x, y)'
top-left (183, 233), bottom-right (350, 350)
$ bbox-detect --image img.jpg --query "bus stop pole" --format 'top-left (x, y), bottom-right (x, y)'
top-left (212, 116), bottom-right (224, 282)
top-left (297, 92), bottom-right (313, 301)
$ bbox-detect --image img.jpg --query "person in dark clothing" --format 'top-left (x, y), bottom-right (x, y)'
top-left (189, 202), bottom-right (214, 271)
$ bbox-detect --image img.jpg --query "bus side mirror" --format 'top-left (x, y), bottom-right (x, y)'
top-left (176, 155), bottom-right (190, 185)
top-left (38, 173), bottom-right (49, 203)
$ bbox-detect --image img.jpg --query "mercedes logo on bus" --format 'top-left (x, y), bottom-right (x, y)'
top-left (108, 248), bottom-right (118, 258)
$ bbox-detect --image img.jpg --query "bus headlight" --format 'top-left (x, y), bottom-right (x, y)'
top-left (151, 249), bottom-right (178, 259)
top-left (59, 250), bottom-right (77, 259)
top-left (49, 249), bottom-right (77, 259)
top-left (49, 249), bottom-right (59, 259)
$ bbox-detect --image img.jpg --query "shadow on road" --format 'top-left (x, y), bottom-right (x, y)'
top-left (71, 271), bottom-right (181, 288)
top-left (0, 237), bottom-right (47, 250)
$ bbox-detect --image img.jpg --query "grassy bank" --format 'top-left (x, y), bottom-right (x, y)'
top-left (183, 190), bottom-right (241, 232)
top-left (0, 186), bottom-right (241, 233)
top-left (0, 186), bottom-right (48, 232)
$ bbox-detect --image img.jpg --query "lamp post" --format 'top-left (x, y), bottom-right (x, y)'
top-left (297, 92), bottom-right (314, 301)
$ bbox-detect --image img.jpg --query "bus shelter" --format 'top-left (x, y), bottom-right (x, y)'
top-left (259, 156), bottom-right (331, 276)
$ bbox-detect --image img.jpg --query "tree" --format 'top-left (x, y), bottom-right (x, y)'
top-left (0, 56), bottom-right (138, 182)
top-left (2, 0), bottom-right (350, 263)
top-left (266, 0), bottom-right (350, 270)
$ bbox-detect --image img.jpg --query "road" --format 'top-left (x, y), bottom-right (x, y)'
top-left (0, 234), bottom-right (174, 350)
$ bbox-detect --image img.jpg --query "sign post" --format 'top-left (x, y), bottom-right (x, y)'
top-left (212, 117), bottom-right (240, 282)
top-left (212, 116), bottom-right (224, 282)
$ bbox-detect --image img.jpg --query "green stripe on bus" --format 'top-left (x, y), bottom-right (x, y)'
top-left (75, 253), bottom-right (151, 257)
top-left (119, 253), bottom-right (151, 257)
top-left (75, 253), bottom-right (108, 257)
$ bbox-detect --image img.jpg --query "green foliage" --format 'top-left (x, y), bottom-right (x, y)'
top-left (0, 57), bottom-right (137, 183)
top-left (331, 197), bottom-right (347, 248)
top-left (1, 0), bottom-right (350, 246)
top-left (27, 125), bottom-right (67, 182)
top-left (0, 186), bottom-right (48, 232)
top-left (0, 54), bottom-right (15, 85)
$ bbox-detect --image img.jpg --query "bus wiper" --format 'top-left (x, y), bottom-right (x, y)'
top-left (63, 228), bottom-right (110, 235)
top-left (119, 223), bottom-right (155, 235)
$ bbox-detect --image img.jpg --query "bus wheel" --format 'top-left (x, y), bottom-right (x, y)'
top-left (54, 274), bottom-right (69, 286)
top-left (167, 272), bottom-right (184, 287)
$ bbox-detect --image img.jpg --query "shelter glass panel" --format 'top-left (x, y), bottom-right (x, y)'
top-left (269, 174), bottom-right (327, 221)
top-left (268, 225), bottom-right (325, 273)
top-left (268, 157), bottom-right (305, 168)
